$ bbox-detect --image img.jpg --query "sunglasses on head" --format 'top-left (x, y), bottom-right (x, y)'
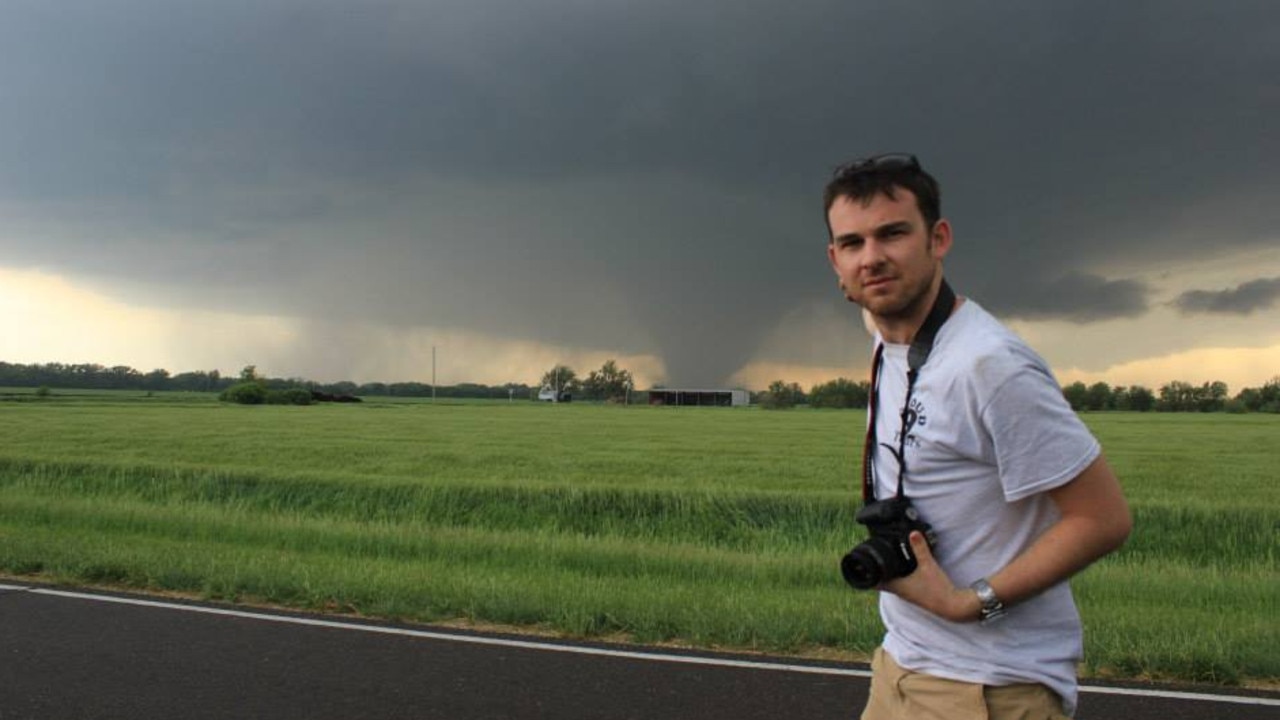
top-left (832, 153), bottom-right (921, 178)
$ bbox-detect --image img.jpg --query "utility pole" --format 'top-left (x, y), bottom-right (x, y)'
top-left (432, 345), bottom-right (436, 403)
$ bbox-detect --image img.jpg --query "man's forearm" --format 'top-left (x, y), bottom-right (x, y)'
top-left (882, 455), bottom-right (1131, 622)
top-left (981, 455), bottom-right (1132, 613)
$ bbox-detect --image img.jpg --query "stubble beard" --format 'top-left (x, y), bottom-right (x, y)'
top-left (862, 266), bottom-right (939, 328)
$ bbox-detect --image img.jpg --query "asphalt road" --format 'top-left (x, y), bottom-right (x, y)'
top-left (1, 583), bottom-right (1276, 720)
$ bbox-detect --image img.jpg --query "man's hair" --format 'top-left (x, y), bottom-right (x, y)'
top-left (823, 154), bottom-right (942, 240)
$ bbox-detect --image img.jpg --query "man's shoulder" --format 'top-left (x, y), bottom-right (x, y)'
top-left (942, 301), bottom-right (1035, 360)
top-left (939, 301), bottom-right (1054, 388)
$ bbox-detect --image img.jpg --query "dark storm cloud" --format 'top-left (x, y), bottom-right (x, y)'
top-left (1172, 277), bottom-right (1280, 316)
top-left (970, 272), bottom-right (1150, 324)
top-left (2, 1), bottom-right (1277, 384)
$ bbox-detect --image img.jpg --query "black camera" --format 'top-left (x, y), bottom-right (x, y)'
top-left (841, 496), bottom-right (938, 590)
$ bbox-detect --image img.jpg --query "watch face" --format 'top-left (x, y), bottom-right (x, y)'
top-left (971, 579), bottom-right (1004, 623)
top-left (972, 580), bottom-right (997, 605)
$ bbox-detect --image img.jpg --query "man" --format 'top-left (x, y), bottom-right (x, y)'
top-left (825, 154), bottom-right (1132, 719)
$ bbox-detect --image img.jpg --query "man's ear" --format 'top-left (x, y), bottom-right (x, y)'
top-left (929, 219), bottom-right (953, 259)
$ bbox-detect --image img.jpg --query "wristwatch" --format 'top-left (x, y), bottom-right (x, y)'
top-left (970, 578), bottom-right (1007, 624)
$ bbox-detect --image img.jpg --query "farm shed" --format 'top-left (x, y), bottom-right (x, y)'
top-left (647, 388), bottom-right (750, 407)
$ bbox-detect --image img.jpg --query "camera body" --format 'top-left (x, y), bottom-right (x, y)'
top-left (841, 496), bottom-right (938, 590)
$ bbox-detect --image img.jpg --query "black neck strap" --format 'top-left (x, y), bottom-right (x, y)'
top-left (861, 279), bottom-right (956, 502)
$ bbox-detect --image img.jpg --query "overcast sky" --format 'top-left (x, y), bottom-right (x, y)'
top-left (2, 1), bottom-right (1277, 391)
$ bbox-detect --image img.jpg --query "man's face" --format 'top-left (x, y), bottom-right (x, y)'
top-left (826, 188), bottom-right (951, 327)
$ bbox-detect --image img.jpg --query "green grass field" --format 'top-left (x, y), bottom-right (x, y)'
top-left (0, 389), bottom-right (1275, 686)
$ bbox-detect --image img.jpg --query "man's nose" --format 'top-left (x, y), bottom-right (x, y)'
top-left (860, 239), bottom-right (888, 269)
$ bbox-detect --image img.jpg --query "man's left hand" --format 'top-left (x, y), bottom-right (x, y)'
top-left (880, 531), bottom-right (980, 623)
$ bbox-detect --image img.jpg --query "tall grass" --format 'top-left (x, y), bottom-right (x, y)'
top-left (0, 396), bottom-right (1275, 685)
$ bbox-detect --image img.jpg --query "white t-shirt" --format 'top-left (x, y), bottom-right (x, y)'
top-left (868, 299), bottom-right (1100, 716)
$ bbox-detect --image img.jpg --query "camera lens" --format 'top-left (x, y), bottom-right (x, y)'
top-left (841, 537), bottom-right (897, 589)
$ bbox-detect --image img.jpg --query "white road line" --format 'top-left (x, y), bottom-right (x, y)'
top-left (3, 584), bottom-right (1277, 707)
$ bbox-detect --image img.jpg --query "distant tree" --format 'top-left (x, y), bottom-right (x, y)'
top-left (1111, 385), bottom-right (1130, 410)
top-left (583, 360), bottom-right (635, 402)
top-left (265, 388), bottom-right (313, 405)
top-left (1127, 386), bottom-right (1155, 412)
top-left (760, 380), bottom-right (803, 409)
top-left (107, 365), bottom-right (141, 389)
top-left (219, 382), bottom-right (267, 404)
top-left (1263, 377), bottom-right (1280, 412)
top-left (1224, 397), bottom-right (1249, 414)
top-left (540, 365), bottom-right (580, 395)
top-left (388, 382), bottom-right (431, 397)
top-left (791, 382), bottom-right (807, 405)
top-left (1235, 387), bottom-right (1262, 412)
top-left (220, 365), bottom-right (270, 404)
top-left (1197, 381), bottom-right (1229, 413)
top-left (1158, 381), bottom-right (1196, 412)
top-left (1234, 376), bottom-right (1280, 413)
top-left (142, 369), bottom-right (170, 391)
top-left (809, 378), bottom-right (870, 409)
top-left (1085, 382), bottom-right (1113, 411)
top-left (172, 370), bottom-right (220, 392)
top-left (316, 380), bottom-right (359, 396)
top-left (1062, 382), bottom-right (1088, 411)
top-left (441, 382), bottom-right (491, 398)
top-left (1155, 380), bottom-right (1228, 412)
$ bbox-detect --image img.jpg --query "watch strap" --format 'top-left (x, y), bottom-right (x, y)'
top-left (970, 578), bottom-right (1007, 624)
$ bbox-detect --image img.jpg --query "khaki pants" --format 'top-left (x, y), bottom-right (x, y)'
top-left (861, 647), bottom-right (1071, 720)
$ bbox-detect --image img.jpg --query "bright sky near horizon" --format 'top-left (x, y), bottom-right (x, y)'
top-left (2, 3), bottom-right (1277, 393)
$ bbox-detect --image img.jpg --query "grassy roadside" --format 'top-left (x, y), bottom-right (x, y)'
top-left (0, 394), bottom-right (1275, 686)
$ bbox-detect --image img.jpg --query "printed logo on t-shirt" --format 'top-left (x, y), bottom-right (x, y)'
top-left (894, 397), bottom-right (927, 449)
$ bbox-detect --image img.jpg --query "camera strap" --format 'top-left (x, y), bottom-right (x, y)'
top-left (862, 279), bottom-right (956, 502)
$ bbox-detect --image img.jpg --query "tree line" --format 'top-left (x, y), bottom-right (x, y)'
top-left (759, 376), bottom-right (1280, 413)
top-left (1061, 379), bottom-right (1280, 413)
top-left (4, 359), bottom-right (1277, 413)
top-left (0, 361), bottom-right (535, 400)
top-left (0, 359), bottom-right (638, 403)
